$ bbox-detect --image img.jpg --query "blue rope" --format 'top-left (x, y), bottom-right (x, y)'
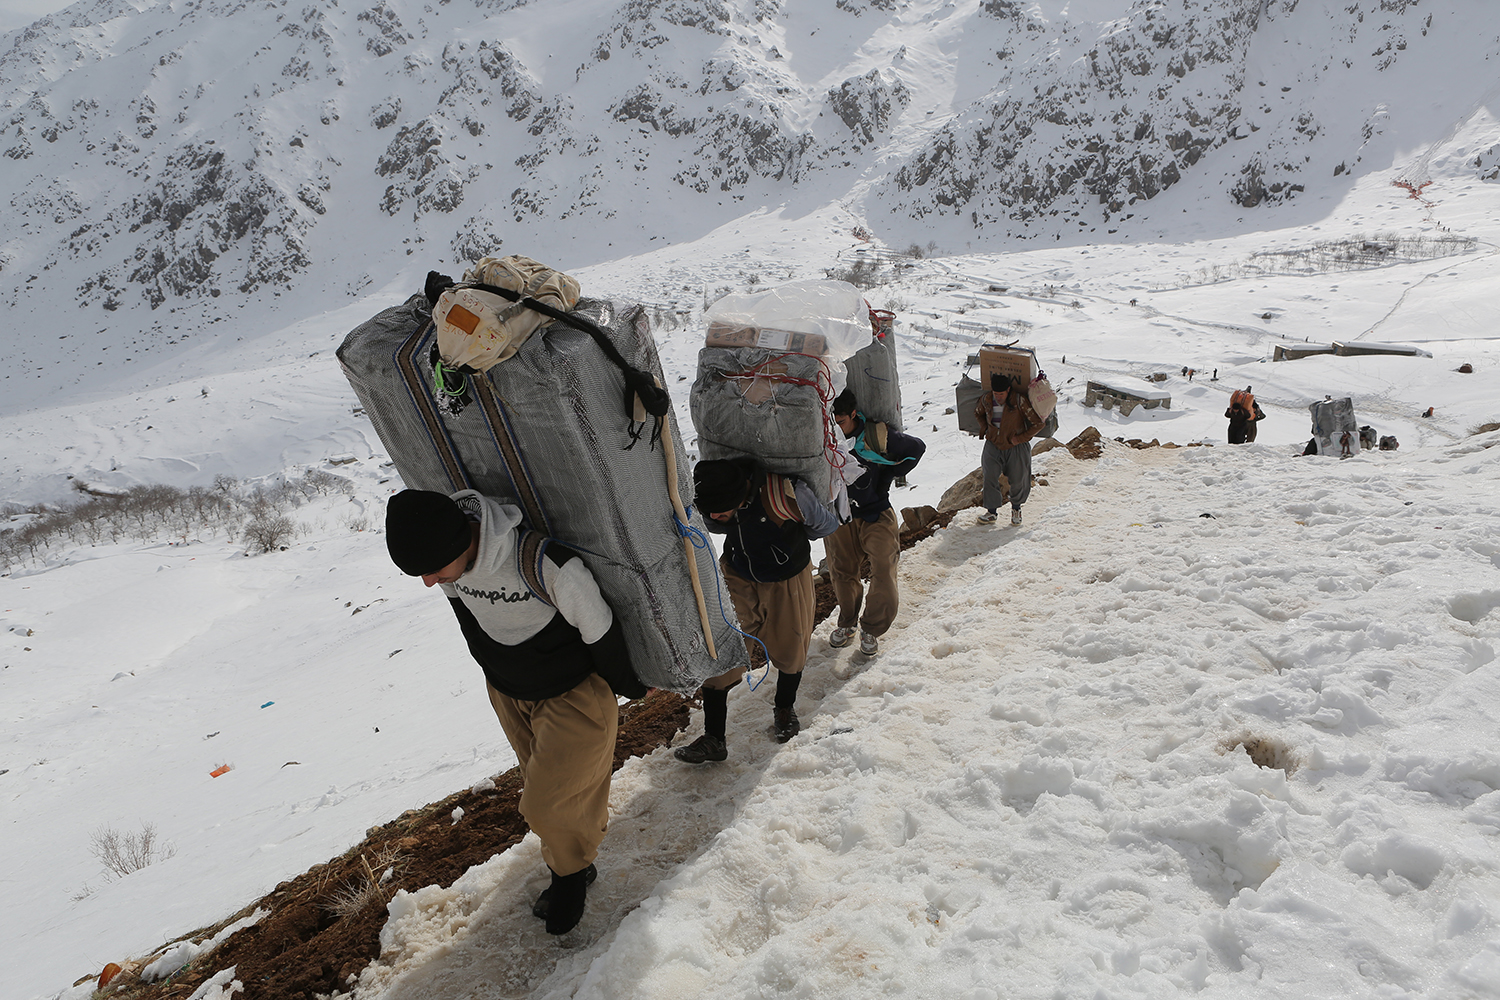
top-left (675, 508), bottom-right (772, 690)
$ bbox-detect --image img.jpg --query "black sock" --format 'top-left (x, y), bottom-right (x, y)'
top-left (702, 686), bottom-right (729, 741)
top-left (774, 669), bottom-right (802, 709)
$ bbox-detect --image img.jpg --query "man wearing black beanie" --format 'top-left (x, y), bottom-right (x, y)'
top-left (673, 459), bottom-right (840, 764)
top-left (385, 488), bottom-right (643, 935)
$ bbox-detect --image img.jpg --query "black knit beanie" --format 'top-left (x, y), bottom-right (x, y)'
top-left (832, 387), bottom-right (857, 418)
top-left (386, 490), bottom-right (473, 576)
top-left (694, 458), bottom-right (757, 515)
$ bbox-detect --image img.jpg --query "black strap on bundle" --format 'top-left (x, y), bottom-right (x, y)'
top-left (424, 271), bottom-right (672, 433)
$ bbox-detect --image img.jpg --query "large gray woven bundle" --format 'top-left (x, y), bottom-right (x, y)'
top-left (1309, 397), bottom-right (1358, 456)
top-left (690, 346), bottom-right (845, 511)
top-left (338, 293), bottom-right (746, 693)
top-left (845, 333), bottom-right (903, 430)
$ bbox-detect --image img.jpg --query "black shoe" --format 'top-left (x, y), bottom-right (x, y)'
top-left (674, 734), bottom-right (727, 764)
top-left (532, 862), bottom-right (597, 921)
top-left (535, 864), bottom-right (595, 935)
top-left (773, 706), bottom-right (800, 743)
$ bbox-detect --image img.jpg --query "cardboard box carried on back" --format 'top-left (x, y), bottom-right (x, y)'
top-left (705, 322), bottom-right (828, 356)
top-left (978, 344), bottom-right (1037, 390)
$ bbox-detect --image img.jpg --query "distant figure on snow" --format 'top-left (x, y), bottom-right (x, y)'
top-left (975, 372), bottom-right (1046, 526)
top-left (1340, 430), bottom-right (1354, 458)
top-left (1225, 386), bottom-right (1256, 444)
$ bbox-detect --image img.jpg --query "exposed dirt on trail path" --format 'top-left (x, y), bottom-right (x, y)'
top-left (95, 692), bottom-right (691, 1000)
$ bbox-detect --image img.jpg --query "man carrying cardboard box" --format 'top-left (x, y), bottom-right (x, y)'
top-left (974, 373), bottom-right (1045, 526)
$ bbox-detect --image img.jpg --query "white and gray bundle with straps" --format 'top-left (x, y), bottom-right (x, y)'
top-left (338, 256), bottom-right (747, 693)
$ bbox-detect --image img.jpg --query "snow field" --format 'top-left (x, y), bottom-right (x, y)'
top-left (343, 435), bottom-right (1500, 998)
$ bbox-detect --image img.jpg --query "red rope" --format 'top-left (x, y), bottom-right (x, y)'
top-left (714, 352), bottom-right (851, 493)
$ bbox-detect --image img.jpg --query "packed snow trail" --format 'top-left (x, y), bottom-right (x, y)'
top-left (340, 436), bottom-right (1500, 999)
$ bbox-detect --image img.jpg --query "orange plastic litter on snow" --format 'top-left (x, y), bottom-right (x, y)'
top-left (209, 764), bottom-right (232, 777)
top-left (98, 963), bottom-right (122, 988)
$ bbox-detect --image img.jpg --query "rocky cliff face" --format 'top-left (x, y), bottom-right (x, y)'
top-left (885, 0), bottom-right (1262, 227)
top-left (0, 0), bottom-right (1493, 331)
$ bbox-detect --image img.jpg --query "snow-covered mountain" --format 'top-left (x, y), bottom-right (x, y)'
top-left (3, 0), bottom-right (1498, 414)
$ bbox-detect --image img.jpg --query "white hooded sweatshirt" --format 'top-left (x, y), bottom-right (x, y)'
top-left (439, 490), bottom-right (612, 646)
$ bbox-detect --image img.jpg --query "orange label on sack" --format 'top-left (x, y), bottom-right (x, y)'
top-left (446, 303), bottom-right (481, 335)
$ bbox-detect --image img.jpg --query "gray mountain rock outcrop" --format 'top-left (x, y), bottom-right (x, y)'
top-left (0, 0), bottom-right (1491, 355)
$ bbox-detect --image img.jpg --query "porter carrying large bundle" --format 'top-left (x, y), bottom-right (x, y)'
top-left (338, 256), bottom-right (747, 693)
top-left (690, 280), bottom-right (873, 515)
top-left (1309, 396), bottom-right (1358, 457)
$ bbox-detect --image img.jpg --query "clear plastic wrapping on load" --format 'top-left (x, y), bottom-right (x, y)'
top-left (702, 280), bottom-right (873, 362)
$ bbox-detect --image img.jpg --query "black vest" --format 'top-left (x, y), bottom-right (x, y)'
top-left (719, 490), bottom-right (811, 583)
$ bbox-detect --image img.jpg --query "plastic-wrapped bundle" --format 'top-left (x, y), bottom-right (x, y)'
top-left (1309, 397), bottom-right (1358, 457)
top-left (690, 346), bottom-right (847, 513)
top-left (338, 293), bottom-right (747, 693)
top-left (690, 280), bottom-right (874, 514)
top-left (845, 332), bottom-right (903, 430)
top-left (702, 280), bottom-right (873, 361)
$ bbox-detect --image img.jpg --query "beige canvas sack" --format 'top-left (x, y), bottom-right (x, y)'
top-left (432, 255), bottom-right (581, 374)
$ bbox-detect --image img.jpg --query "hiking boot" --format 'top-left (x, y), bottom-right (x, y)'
top-left (859, 630), bottom-right (879, 656)
top-left (829, 626), bottom-right (855, 648)
top-left (1010, 507), bottom-right (1023, 526)
top-left (977, 510), bottom-right (998, 524)
top-left (532, 863), bottom-right (597, 921)
top-left (773, 706), bottom-right (800, 743)
top-left (537, 864), bottom-right (594, 935)
top-left (674, 734), bottom-right (727, 764)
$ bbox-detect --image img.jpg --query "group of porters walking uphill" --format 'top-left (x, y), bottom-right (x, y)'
top-left (381, 387), bottom-right (926, 934)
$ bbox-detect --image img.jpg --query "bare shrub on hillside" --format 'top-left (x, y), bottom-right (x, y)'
top-left (296, 469), bottom-right (353, 499)
top-left (0, 472), bottom-right (329, 571)
top-left (703, 285), bottom-right (736, 310)
top-left (247, 480), bottom-right (299, 518)
top-left (649, 303), bottom-right (689, 332)
top-left (322, 847), bottom-right (407, 918)
top-left (90, 822), bottom-right (177, 878)
top-left (824, 256), bottom-right (885, 289)
top-left (1178, 233), bottom-right (1478, 289)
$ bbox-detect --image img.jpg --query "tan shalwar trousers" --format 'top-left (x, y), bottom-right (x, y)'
top-left (486, 672), bottom-right (617, 876)
top-left (825, 508), bottom-right (901, 636)
top-left (702, 560), bottom-right (816, 691)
